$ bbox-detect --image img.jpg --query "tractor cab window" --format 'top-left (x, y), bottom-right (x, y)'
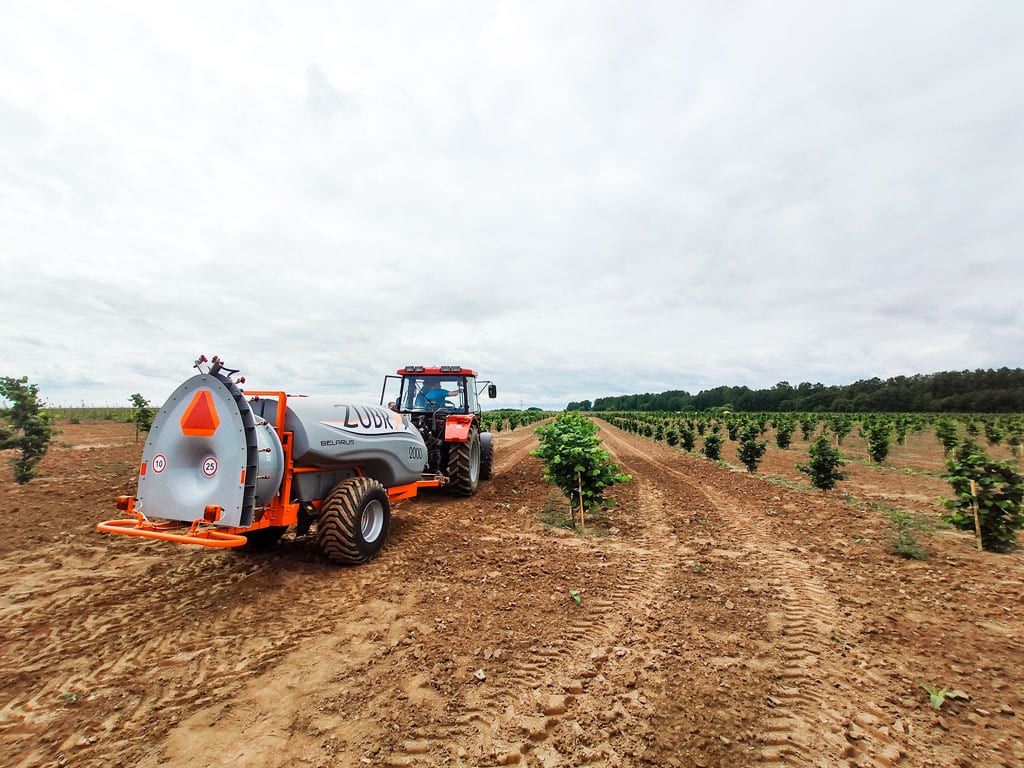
top-left (466, 377), bottom-right (479, 412)
top-left (401, 376), bottom-right (467, 413)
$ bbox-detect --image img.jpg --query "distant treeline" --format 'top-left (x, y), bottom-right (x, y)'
top-left (567, 368), bottom-right (1024, 413)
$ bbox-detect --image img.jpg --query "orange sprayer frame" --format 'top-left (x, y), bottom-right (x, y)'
top-left (97, 389), bottom-right (444, 548)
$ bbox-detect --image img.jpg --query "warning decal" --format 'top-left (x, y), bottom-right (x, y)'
top-left (201, 456), bottom-right (218, 478)
top-left (180, 389), bottom-right (221, 437)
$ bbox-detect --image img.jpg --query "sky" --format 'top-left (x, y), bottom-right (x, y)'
top-left (1, 1), bottom-right (1022, 410)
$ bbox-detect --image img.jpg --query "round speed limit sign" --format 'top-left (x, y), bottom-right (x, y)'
top-left (201, 456), bottom-right (218, 478)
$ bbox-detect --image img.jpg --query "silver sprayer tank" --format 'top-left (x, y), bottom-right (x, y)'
top-left (249, 397), bottom-right (428, 498)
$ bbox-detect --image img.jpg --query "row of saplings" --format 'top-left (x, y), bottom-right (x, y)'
top-left (480, 409), bottom-right (551, 434)
top-left (607, 411), bottom-right (1024, 465)
top-left (604, 411), bottom-right (1024, 554)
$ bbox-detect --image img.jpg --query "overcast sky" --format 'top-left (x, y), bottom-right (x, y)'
top-left (1, 1), bottom-right (1022, 409)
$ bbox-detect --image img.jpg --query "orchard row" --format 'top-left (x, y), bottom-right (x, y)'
top-left (599, 410), bottom-right (1023, 553)
top-left (480, 409), bottom-right (552, 433)
top-left (601, 410), bottom-right (1024, 464)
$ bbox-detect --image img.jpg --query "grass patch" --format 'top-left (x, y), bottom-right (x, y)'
top-left (868, 501), bottom-right (947, 531)
top-left (540, 493), bottom-right (576, 530)
top-left (763, 474), bottom-right (808, 492)
top-left (847, 457), bottom-right (941, 478)
top-left (889, 509), bottom-right (931, 560)
top-left (539, 490), bottom-right (612, 536)
top-left (45, 407), bottom-right (133, 422)
top-left (840, 495), bottom-right (941, 558)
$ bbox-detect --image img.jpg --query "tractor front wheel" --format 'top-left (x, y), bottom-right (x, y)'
top-left (316, 477), bottom-right (391, 565)
top-left (448, 426), bottom-right (481, 496)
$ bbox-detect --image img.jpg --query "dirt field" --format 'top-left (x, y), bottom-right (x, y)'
top-left (1, 419), bottom-right (1022, 767)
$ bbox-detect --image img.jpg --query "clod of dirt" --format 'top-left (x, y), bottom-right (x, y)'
top-left (473, 668), bottom-right (486, 682)
top-left (542, 696), bottom-right (568, 716)
top-left (402, 740), bottom-right (429, 755)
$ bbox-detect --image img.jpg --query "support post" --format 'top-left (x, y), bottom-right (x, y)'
top-left (969, 479), bottom-right (982, 552)
top-left (577, 471), bottom-right (585, 531)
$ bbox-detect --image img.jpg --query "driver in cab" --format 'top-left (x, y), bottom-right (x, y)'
top-left (416, 380), bottom-right (461, 410)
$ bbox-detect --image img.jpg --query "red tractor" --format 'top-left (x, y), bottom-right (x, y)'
top-left (381, 366), bottom-right (497, 495)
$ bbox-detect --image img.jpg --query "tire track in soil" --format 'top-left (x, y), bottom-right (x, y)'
top-left (146, 428), bottom-right (553, 768)
top-left (490, 426), bottom-right (545, 474)
top-left (597, 422), bottom-right (907, 768)
top-left (594, 428), bottom-right (780, 766)
top-left (410, 471), bottom-right (680, 766)
top-left (0, 430), bottom-right (545, 768)
top-left (380, 419), bottom-right (703, 767)
top-left (0, 548), bottom-right (337, 768)
top-left (168, 428), bottom-right (545, 768)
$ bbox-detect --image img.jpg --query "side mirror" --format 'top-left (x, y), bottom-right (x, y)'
top-left (488, 384), bottom-right (497, 399)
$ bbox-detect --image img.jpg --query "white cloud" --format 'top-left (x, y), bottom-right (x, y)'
top-left (1, 0), bottom-right (1022, 409)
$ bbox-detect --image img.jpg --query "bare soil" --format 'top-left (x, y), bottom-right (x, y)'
top-left (0, 419), bottom-right (1021, 767)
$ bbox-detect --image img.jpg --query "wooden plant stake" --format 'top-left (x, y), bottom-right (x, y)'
top-left (969, 479), bottom-right (982, 552)
top-left (577, 471), bottom-right (585, 531)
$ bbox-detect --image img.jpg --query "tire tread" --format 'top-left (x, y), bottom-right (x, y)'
top-left (316, 477), bottom-right (389, 565)
top-left (447, 426), bottom-right (480, 496)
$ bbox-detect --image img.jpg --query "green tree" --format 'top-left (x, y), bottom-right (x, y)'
top-left (129, 393), bottom-right (155, 442)
top-left (864, 418), bottom-right (892, 463)
top-left (984, 419), bottom-right (1005, 446)
top-left (701, 433), bottom-right (723, 460)
top-left (726, 419), bottom-right (741, 441)
top-left (830, 414), bottom-right (854, 445)
top-left (679, 425), bottom-right (696, 452)
top-left (935, 417), bottom-right (959, 455)
top-left (1008, 421), bottom-right (1023, 460)
top-left (773, 417), bottom-right (795, 449)
top-left (799, 416), bottom-right (817, 441)
top-left (797, 435), bottom-right (846, 492)
top-left (943, 441), bottom-right (1023, 551)
top-left (737, 426), bottom-right (766, 473)
top-left (0, 376), bottom-right (56, 484)
top-left (532, 413), bottom-right (630, 516)
top-left (894, 415), bottom-right (909, 446)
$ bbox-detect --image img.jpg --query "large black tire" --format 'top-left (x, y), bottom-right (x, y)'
top-left (447, 426), bottom-right (481, 496)
top-left (480, 432), bottom-right (494, 481)
top-left (316, 477), bottom-right (391, 565)
top-left (242, 525), bottom-right (288, 549)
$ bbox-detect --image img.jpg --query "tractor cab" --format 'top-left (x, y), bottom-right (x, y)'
top-left (382, 366), bottom-right (496, 416)
top-left (380, 366), bottom-right (498, 495)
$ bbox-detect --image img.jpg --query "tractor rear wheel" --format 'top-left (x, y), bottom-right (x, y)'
top-left (447, 426), bottom-right (481, 496)
top-left (243, 525), bottom-right (288, 548)
top-left (316, 477), bottom-right (391, 565)
top-left (480, 434), bottom-right (494, 481)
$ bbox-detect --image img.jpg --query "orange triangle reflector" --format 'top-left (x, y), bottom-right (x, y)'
top-left (180, 390), bottom-right (221, 437)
